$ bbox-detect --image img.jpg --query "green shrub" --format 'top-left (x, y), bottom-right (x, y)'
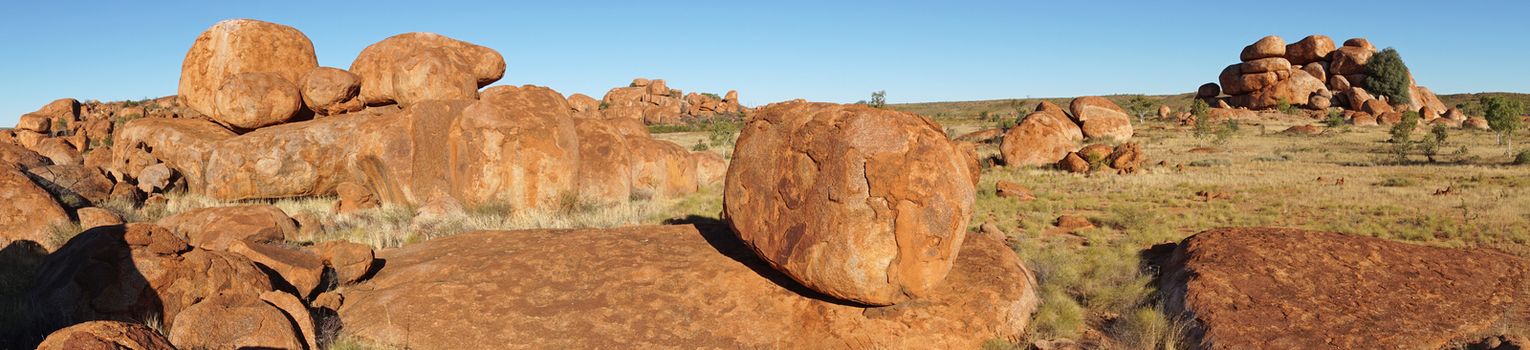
top-left (1483, 96), bottom-right (1524, 152)
top-left (1515, 150), bottom-right (1530, 165)
top-left (691, 142), bottom-right (709, 152)
top-left (1324, 109), bottom-right (1346, 127)
top-left (1275, 98), bottom-right (1298, 115)
top-left (1362, 48), bottom-right (1412, 106)
top-left (1390, 111), bottom-right (1419, 143)
top-left (700, 92), bottom-right (721, 100)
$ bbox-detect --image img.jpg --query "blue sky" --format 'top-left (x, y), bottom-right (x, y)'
top-left (3, 1), bottom-right (1527, 125)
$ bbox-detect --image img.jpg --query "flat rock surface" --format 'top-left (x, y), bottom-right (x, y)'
top-left (1161, 227), bottom-right (1530, 349)
top-left (340, 224), bottom-right (1037, 349)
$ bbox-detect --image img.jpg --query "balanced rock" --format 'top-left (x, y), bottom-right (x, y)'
top-left (339, 225), bottom-right (1038, 349)
top-left (724, 101), bottom-right (976, 305)
top-left (1328, 46), bottom-right (1374, 75)
top-left (350, 32), bottom-right (505, 107)
top-left (1240, 35), bottom-right (1285, 61)
top-left (1197, 83), bottom-right (1222, 98)
top-left (179, 19), bottom-right (317, 119)
top-left (1162, 228), bottom-right (1530, 349)
top-left (1069, 96), bottom-right (1134, 141)
top-left (1000, 111), bottom-right (1084, 167)
top-left (1285, 35), bottom-right (1336, 65)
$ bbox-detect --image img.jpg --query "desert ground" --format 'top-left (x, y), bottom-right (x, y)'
top-left (2, 19), bottom-right (1528, 350)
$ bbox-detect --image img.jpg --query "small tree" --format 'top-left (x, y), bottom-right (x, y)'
top-left (1390, 111), bottom-right (1420, 144)
top-left (1483, 96), bottom-right (1524, 153)
top-left (1324, 109), bottom-right (1346, 127)
top-left (1125, 95), bottom-right (1154, 123)
top-left (1362, 48), bottom-right (1413, 106)
top-left (868, 90), bottom-right (886, 109)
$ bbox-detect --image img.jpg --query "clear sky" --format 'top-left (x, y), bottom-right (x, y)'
top-left (3, 0), bottom-right (1527, 125)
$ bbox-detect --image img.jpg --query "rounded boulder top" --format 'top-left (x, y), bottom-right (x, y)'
top-left (350, 32), bottom-right (506, 107)
top-left (178, 19), bottom-right (318, 120)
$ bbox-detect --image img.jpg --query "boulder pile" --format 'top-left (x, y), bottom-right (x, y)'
top-left (998, 98), bottom-right (1143, 171)
top-left (1199, 35), bottom-right (1457, 127)
top-left (0, 19), bottom-right (725, 220)
top-left (600, 78), bottom-right (747, 125)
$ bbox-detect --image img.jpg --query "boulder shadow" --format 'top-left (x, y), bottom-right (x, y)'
top-left (9, 225), bottom-right (163, 348)
top-left (665, 215), bottom-right (872, 308)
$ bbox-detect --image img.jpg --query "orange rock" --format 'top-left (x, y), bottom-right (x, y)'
top-left (35, 321), bottom-right (175, 350)
top-left (724, 101), bottom-right (975, 305)
top-left (566, 93), bottom-right (601, 113)
top-left (0, 143), bottom-right (49, 169)
top-left (229, 240), bottom-right (325, 298)
top-left (1108, 142), bottom-right (1145, 173)
top-left (995, 180), bottom-right (1036, 201)
top-left (156, 205), bottom-right (298, 251)
top-left (1240, 35), bottom-right (1285, 61)
top-left (310, 240), bottom-right (377, 285)
top-left (178, 19), bottom-right (317, 119)
top-left (448, 85), bottom-right (580, 210)
top-left (340, 225), bottom-right (1037, 349)
top-left (1240, 57), bottom-right (1291, 74)
top-left (1329, 46), bottom-right (1374, 75)
top-left (1069, 96), bottom-right (1134, 141)
top-left (1057, 152), bottom-right (1089, 173)
top-left (300, 66), bottom-right (363, 116)
top-left (350, 32), bottom-right (504, 107)
top-left (1285, 35), bottom-right (1336, 65)
top-left (0, 166), bottom-right (70, 250)
top-left (213, 71), bottom-right (303, 130)
top-left (1000, 111), bottom-right (1083, 167)
top-left (334, 181), bottom-right (379, 213)
top-left (573, 118), bottom-right (635, 204)
top-left (167, 294), bottom-right (305, 350)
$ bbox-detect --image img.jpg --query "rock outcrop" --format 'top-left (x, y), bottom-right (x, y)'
top-left (340, 225), bottom-right (1038, 349)
top-left (999, 105), bottom-right (1083, 167)
top-left (724, 101), bottom-right (976, 305)
top-left (601, 78), bottom-right (747, 125)
top-left (1161, 228), bottom-right (1530, 349)
top-left (350, 32), bottom-right (505, 107)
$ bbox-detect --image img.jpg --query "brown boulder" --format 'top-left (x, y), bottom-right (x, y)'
top-left (1057, 152), bottom-right (1089, 173)
top-left (1157, 105), bottom-right (1172, 119)
top-left (77, 207), bottom-right (125, 230)
top-left (213, 71), bottom-right (303, 130)
top-left (1197, 83), bottom-right (1222, 98)
top-left (1240, 36), bottom-right (1285, 61)
top-left (167, 294), bottom-right (305, 350)
top-left (1285, 35), bottom-right (1336, 65)
top-left (0, 143), bottom-right (50, 169)
top-left (310, 240), bottom-right (377, 285)
top-left (1465, 117), bottom-right (1490, 130)
top-left (955, 128), bottom-right (1004, 143)
top-left (1161, 228), bottom-right (1530, 349)
top-left (1219, 64), bottom-right (1283, 96)
top-left (573, 118), bottom-right (635, 204)
top-left (567, 93), bottom-right (601, 113)
top-left (334, 181), bottom-right (379, 213)
top-left (1240, 57), bottom-right (1291, 74)
top-left (108, 117), bottom-right (235, 191)
top-left (0, 166), bottom-right (70, 250)
top-left (32, 138), bottom-right (80, 166)
top-left (1343, 37), bottom-right (1375, 51)
top-left (340, 225), bottom-right (1038, 349)
top-left (1350, 112), bottom-right (1378, 126)
top-left (1443, 107), bottom-right (1467, 122)
top-left (1053, 214), bottom-right (1095, 232)
top-left (1000, 111), bottom-right (1084, 167)
top-left (1108, 142), bottom-right (1145, 173)
top-left (1329, 74), bottom-right (1352, 92)
top-left (1328, 46), bottom-right (1374, 75)
top-left (25, 164), bottom-right (113, 208)
top-left (448, 85), bottom-right (580, 210)
top-left (300, 66), bottom-right (364, 116)
top-left (1301, 62), bottom-right (1328, 84)
top-left (350, 32), bottom-right (505, 107)
top-left (1410, 85), bottom-right (1447, 115)
top-left (30, 224), bottom-right (275, 331)
top-left (1069, 96), bottom-right (1134, 141)
top-left (17, 113), bottom-right (52, 133)
top-left (1362, 98), bottom-right (1394, 116)
top-left (228, 240), bottom-right (325, 298)
top-left (259, 291), bottom-right (318, 350)
top-left (693, 151), bottom-right (727, 186)
top-left (1232, 69), bottom-right (1326, 110)
top-left (724, 101), bottom-right (975, 305)
top-left (1077, 143), bottom-right (1114, 164)
top-left (178, 19), bottom-right (318, 119)
top-left (628, 138), bottom-right (698, 200)
top-left (995, 180), bottom-right (1036, 201)
top-left (156, 205), bottom-right (298, 250)
top-left (35, 321), bottom-right (175, 350)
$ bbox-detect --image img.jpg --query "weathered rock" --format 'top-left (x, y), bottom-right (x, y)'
top-left (573, 118), bottom-right (634, 204)
top-left (350, 32), bottom-right (505, 107)
top-left (167, 294), bottom-right (305, 350)
top-left (956, 128), bottom-right (1004, 143)
top-left (628, 138), bottom-right (698, 200)
top-left (1410, 85), bottom-right (1447, 115)
top-left (0, 143), bottom-right (50, 169)
top-left (340, 225), bottom-right (1038, 349)
top-left (1057, 152), bottom-right (1089, 173)
top-left (1351, 112), bottom-right (1378, 126)
top-left (214, 71), bottom-right (303, 130)
top-left (32, 138), bottom-right (80, 166)
top-left (1158, 105), bottom-right (1172, 119)
top-left (136, 163), bottom-right (173, 194)
top-left (109, 117), bottom-right (236, 191)
top-left (30, 224), bottom-right (275, 331)
top-left (1069, 96), bottom-right (1134, 141)
top-left (995, 180), bottom-right (1036, 200)
top-left (156, 205), bottom-right (298, 250)
top-left (448, 85), bottom-right (580, 210)
top-left (1161, 228), bottom-right (1530, 349)
top-left (76, 207), bottom-right (124, 230)
top-left (1053, 214), bottom-right (1094, 232)
top-left (35, 321), bottom-right (175, 350)
top-left (0, 166), bottom-right (70, 250)
top-left (1285, 35), bottom-right (1336, 65)
top-left (1219, 64), bottom-right (1282, 96)
top-left (693, 151), bottom-right (727, 186)
top-left (1240, 36), bottom-right (1285, 61)
top-left (1465, 117), bottom-right (1490, 130)
top-left (724, 101), bottom-right (975, 305)
top-left (1301, 62), bottom-right (1328, 84)
top-left (334, 181), bottom-right (379, 213)
top-left (228, 240), bottom-right (324, 298)
top-left (17, 113), bottom-right (52, 133)
top-left (1443, 107), bottom-right (1467, 122)
top-left (310, 240), bottom-right (376, 285)
top-left (567, 93), bottom-right (601, 113)
top-left (1108, 142), bottom-right (1145, 173)
top-left (1000, 111), bottom-right (1084, 167)
top-left (1343, 37), bottom-right (1375, 51)
top-left (1329, 74), bottom-right (1352, 92)
top-left (1328, 46), bottom-right (1374, 75)
top-left (1077, 143), bottom-right (1114, 164)
top-left (179, 19), bottom-right (318, 119)
top-left (259, 291), bottom-right (318, 350)
top-left (1232, 69), bottom-right (1327, 110)
top-left (23, 165), bottom-right (111, 209)
top-left (1363, 98), bottom-right (1394, 116)
top-left (300, 66), bottom-right (364, 116)
top-left (1240, 57), bottom-right (1291, 74)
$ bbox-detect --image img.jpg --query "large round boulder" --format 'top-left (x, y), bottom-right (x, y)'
top-left (213, 71), bottom-right (303, 130)
top-left (723, 101), bottom-right (976, 305)
top-left (573, 118), bottom-right (634, 204)
top-left (1000, 111), bottom-right (1084, 167)
top-left (350, 32), bottom-right (505, 107)
top-left (1329, 46), bottom-right (1375, 75)
top-left (1069, 96), bottom-right (1134, 141)
top-left (178, 19), bottom-right (318, 120)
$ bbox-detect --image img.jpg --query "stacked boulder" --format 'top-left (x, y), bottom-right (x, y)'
top-left (601, 78), bottom-right (747, 125)
top-left (87, 19), bottom-right (721, 215)
top-left (998, 98), bottom-right (1143, 173)
top-left (1200, 35), bottom-right (1454, 127)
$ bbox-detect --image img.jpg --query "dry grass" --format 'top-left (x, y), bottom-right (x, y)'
top-left (965, 112), bottom-right (1530, 347)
